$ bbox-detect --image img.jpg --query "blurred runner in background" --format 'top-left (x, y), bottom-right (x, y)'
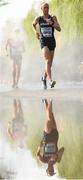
top-left (6, 28), bottom-right (25, 88)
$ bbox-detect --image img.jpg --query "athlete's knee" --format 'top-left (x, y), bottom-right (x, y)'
top-left (47, 111), bottom-right (53, 120)
top-left (46, 59), bottom-right (50, 66)
top-left (16, 64), bottom-right (21, 70)
top-left (48, 114), bottom-right (53, 120)
top-left (12, 67), bottom-right (16, 75)
top-left (44, 51), bottom-right (49, 60)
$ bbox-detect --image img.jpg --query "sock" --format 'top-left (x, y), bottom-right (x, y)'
top-left (49, 80), bottom-right (52, 84)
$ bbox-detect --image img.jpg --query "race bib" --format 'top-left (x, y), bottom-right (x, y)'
top-left (41, 27), bottom-right (52, 37)
top-left (45, 143), bottom-right (56, 154)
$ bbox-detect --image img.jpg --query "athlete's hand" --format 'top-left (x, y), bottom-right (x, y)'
top-left (52, 16), bottom-right (61, 31)
top-left (35, 31), bottom-right (40, 40)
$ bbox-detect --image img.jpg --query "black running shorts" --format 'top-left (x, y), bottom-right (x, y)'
top-left (43, 129), bottom-right (59, 143)
top-left (40, 37), bottom-right (56, 51)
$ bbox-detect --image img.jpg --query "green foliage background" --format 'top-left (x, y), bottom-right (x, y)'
top-left (24, 0), bottom-right (83, 42)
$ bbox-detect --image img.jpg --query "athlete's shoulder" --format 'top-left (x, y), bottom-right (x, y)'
top-left (34, 16), bottom-right (41, 23)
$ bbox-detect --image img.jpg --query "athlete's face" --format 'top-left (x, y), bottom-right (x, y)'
top-left (46, 166), bottom-right (54, 176)
top-left (46, 161), bottom-right (55, 176)
top-left (41, 4), bottom-right (49, 15)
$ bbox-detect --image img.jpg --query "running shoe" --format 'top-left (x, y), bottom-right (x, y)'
top-left (41, 77), bottom-right (47, 90)
top-left (49, 80), bottom-right (56, 88)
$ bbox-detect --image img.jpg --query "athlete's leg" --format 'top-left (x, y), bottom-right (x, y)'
top-left (47, 100), bottom-right (57, 129)
top-left (44, 100), bottom-right (57, 133)
top-left (42, 47), bottom-right (52, 81)
top-left (17, 99), bottom-right (23, 115)
top-left (12, 61), bottom-right (16, 87)
top-left (44, 70), bottom-right (47, 80)
top-left (16, 62), bottom-right (21, 87)
top-left (12, 99), bottom-right (17, 119)
top-left (49, 50), bottom-right (55, 68)
top-left (48, 50), bottom-right (56, 87)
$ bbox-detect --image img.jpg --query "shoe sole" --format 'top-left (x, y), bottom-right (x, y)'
top-left (51, 81), bottom-right (56, 88)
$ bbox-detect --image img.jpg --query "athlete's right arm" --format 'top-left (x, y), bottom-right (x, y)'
top-left (8, 124), bottom-right (14, 139)
top-left (6, 39), bottom-right (9, 51)
top-left (37, 153), bottom-right (45, 163)
top-left (36, 146), bottom-right (40, 156)
top-left (57, 147), bottom-right (64, 163)
top-left (5, 39), bottom-right (10, 56)
top-left (32, 17), bottom-right (40, 39)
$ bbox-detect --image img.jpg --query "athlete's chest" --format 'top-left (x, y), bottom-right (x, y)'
top-left (39, 17), bottom-right (54, 38)
top-left (9, 38), bottom-right (22, 47)
top-left (39, 18), bottom-right (51, 27)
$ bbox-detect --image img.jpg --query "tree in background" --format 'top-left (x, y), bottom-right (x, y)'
top-left (49, 0), bottom-right (83, 41)
top-left (24, 0), bottom-right (83, 42)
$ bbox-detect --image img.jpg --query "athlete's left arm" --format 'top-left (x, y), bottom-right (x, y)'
top-left (57, 147), bottom-right (64, 163)
top-left (5, 39), bottom-right (10, 56)
top-left (52, 16), bottom-right (61, 32)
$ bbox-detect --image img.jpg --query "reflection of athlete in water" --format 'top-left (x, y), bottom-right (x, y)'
top-left (6, 29), bottom-right (25, 88)
top-left (32, 2), bottom-right (61, 89)
top-left (8, 99), bottom-right (27, 148)
top-left (36, 99), bottom-right (64, 176)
